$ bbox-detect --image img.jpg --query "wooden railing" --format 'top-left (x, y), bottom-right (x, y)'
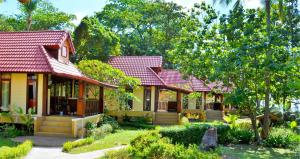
top-left (85, 99), bottom-right (99, 116)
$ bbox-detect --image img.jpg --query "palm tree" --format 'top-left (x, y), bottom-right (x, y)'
top-left (213, 0), bottom-right (284, 139)
top-left (21, 0), bottom-right (39, 31)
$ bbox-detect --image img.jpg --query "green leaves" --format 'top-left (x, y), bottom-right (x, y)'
top-left (73, 16), bottom-right (120, 62)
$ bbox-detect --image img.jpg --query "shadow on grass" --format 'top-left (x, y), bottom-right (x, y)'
top-left (220, 144), bottom-right (298, 159)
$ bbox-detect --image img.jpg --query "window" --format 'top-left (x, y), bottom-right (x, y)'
top-left (61, 46), bottom-right (67, 57)
top-left (126, 88), bottom-right (133, 110)
top-left (0, 73), bottom-right (11, 111)
top-left (144, 87), bottom-right (151, 111)
top-left (27, 74), bottom-right (37, 113)
top-left (196, 96), bottom-right (202, 109)
top-left (183, 94), bottom-right (189, 109)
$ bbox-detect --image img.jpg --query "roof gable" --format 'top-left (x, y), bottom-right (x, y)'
top-left (109, 56), bottom-right (165, 86)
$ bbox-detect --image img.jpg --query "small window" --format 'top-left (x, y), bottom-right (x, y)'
top-left (144, 87), bottom-right (151, 111)
top-left (126, 88), bottom-right (133, 110)
top-left (1, 73), bottom-right (11, 111)
top-left (183, 94), bottom-right (189, 109)
top-left (61, 46), bottom-right (67, 57)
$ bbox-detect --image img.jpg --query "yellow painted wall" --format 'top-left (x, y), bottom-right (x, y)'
top-left (188, 97), bottom-right (196, 109)
top-left (37, 74), bottom-right (44, 116)
top-left (10, 73), bottom-right (27, 112)
top-left (133, 86), bottom-right (144, 111)
top-left (150, 86), bottom-right (155, 111)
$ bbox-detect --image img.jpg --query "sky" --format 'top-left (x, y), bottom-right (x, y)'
top-left (0, 0), bottom-right (264, 25)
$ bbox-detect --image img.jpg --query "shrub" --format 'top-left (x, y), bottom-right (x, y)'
top-left (99, 115), bottom-right (119, 131)
top-left (263, 127), bottom-right (299, 148)
top-left (85, 122), bottom-right (97, 131)
top-left (121, 122), bottom-right (156, 130)
top-left (129, 131), bottom-right (219, 159)
top-left (230, 128), bottom-right (254, 144)
top-left (179, 116), bottom-right (189, 125)
top-left (103, 148), bottom-right (131, 159)
top-left (89, 124), bottom-right (113, 139)
top-left (0, 140), bottom-right (32, 159)
top-left (0, 124), bottom-right (25, 138)
top-left (62, 137), bottom-right (94, 152)
top-left (160, 123), bottom-right (231, 146)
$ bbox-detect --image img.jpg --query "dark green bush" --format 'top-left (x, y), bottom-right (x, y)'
top-left (0, 140), bottom-right (32, 159)
top-left (85, 122), bottom-right (97, 131)
top-left (230, 128), bottom-right (254, 144)
top-left (263, 128), bottom-right (299, 148)
top-left (160, 123), bottom-right (231, 146)
top-left (127, 131), bottom-right (220, 159)
top-left (0, 124), bottom-right (25, 138)
top-left (89, 124), bottom-right (113, 139)
top-left (99, 115), bottom-right (119, 131)
top-left (62, 137), bottom-right (94, 152)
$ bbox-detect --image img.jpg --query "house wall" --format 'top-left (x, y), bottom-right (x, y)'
top-left (37, 74), bottom-right (44, 116)
top-left (188, 97), bottom-right (196, 109)
top-left (132, 86), bottom-right (144, 111)
top-left (10, 73), bottom-right (27, 112)
top-left (9, 73), bottom-right (44, 116)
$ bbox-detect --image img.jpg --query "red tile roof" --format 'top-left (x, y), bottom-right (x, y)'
top-left (208, 81), bottom-right (232, 93)
top-left (158, 70), bottom-right (211, 92)
top-left (0, 31), bottom-right (115, 87)
top-left (109, 56), bottom-right (165, 86)
top-left (109, 56), bottom-right (210, 92)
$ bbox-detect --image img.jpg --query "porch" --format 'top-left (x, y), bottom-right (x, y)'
top-left (34, 74), bottom-right (113, 138)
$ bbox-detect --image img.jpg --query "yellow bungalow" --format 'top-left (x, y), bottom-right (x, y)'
top-left (0, 31), bottom-right (116, 137)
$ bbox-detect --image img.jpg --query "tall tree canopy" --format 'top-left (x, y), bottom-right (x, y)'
top-left (0, 0), bottom-right (75, 31)
top-left (96, 0), bottom-right (187, 67)
top-left (169, 2), bottom-right (300, 140)
top-left (72, 16), bottom-right (121, 62)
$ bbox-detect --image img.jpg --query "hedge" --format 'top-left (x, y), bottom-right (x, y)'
top-left (159, 124), bottom-right (231, 146)
top-left (0, 140), bottom-right (32, 159)
top-left (62, 137), bottom-right (94, 152)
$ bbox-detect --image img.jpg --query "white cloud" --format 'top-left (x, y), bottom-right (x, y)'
top-left (169, 0), bottom-right (205, 9)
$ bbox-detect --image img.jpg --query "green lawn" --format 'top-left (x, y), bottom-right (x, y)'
top-left (220, 144), bottom-right (299, 159)
top-left (0, 137), bottom-right (18, 148)
top-left (69, 127), bottom-right (147, 154)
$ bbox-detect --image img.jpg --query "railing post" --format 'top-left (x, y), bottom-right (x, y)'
top-left (77, 81), bottom-right (86, 117)
top-left (177, 91), bottom-right (182, 113)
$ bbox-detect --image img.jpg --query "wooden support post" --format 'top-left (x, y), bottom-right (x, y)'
top-left (177, 91), bottom-right (182, 113)
top-left (154, 86), bottom-right (159, 112)
top-left (220, 94), bottom-right (224, 111)
top-left (77, 81), bottom-right (86, 117)
top-left (203, 92), bottom-right (207, 110)
top-left (42, 74), bottom-right (48, 116)
top-left (99, 86), bottom-right (104, 113)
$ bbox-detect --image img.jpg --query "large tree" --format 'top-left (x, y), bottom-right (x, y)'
top-left (72, 16), bottom-right (121, 62)
top-left (169, 2), bottom-right (299, 141)
top-left (0, 0), bottom-right (75, 31)
top-left (96, 0), bottom-right (187, 67)
top-left (212, 0), bottom-right (299, 139)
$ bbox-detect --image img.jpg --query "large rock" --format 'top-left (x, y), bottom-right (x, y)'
top-left (200, 127), bottom-right (218, 151)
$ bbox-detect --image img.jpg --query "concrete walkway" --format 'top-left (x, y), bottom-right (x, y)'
top-left (25, 146), bottom-right (126, 159)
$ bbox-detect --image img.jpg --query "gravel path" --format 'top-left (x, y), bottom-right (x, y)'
top-left (25, 146), bottom-right (126, 159)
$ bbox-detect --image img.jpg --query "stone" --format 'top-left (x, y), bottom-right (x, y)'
top-left (200, 127), bottom-right (218, 151)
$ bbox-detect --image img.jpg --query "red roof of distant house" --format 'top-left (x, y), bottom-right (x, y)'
top-left (0, 31), bottom-right (115, 88)
top-left (208, 81), bottom-right (231, 93)
top-left (109, 56), bottom-right (165, 86)
top-left (158, 69), bottom-right (211, 92)
top-left (109, 56), bottom-right (210, 92)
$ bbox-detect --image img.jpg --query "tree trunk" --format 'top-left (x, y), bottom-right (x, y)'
top-left (261, 0), bottom-right (271, 139)
top-left (27, 12), bottom-right (32, 31)
top-left (250, 113), bottom-right (260, 142)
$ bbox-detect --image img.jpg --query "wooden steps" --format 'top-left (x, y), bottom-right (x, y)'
top-left (206, 110), bottom-right (224, 121)
top-left (154, 112), bottom-right (178, 125)
top-left (36, 116), bottom-right (73, 137)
